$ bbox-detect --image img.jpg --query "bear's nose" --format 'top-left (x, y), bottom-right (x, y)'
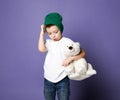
top-left (69, 46), bottom-right (73, 50)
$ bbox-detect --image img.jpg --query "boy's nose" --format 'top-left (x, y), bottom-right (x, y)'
top-left (52, 34), bottom-right (55, 38)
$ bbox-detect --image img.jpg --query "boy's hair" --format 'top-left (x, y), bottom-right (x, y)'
top-left (45, 24), bottom-right (62, 34)
top-left (44, 12), bottom-right (64, 33)
top-left (44, 24), bottom-right (54, 32)
top-left (45, 24), bottom-right (54, 28)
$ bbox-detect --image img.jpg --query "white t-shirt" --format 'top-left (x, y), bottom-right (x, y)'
top-left (44, 37), bottom-right (73, 83)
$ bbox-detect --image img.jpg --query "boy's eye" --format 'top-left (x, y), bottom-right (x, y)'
top-left (54, 31), bottom-right (58, 33)
top-left (48, 33), bottom-right (51, 35)
top-left (55, 31), bottom-right (58, 33)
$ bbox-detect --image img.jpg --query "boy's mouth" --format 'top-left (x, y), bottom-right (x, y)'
top-left (53, 38), bottom-right (57, 41)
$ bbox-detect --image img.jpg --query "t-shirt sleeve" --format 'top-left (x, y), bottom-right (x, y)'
top-left (45, 39), bottom-right (51, 51)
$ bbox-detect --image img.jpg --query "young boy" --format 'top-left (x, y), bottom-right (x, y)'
top-left (38, 12), bottom-right (85, 100)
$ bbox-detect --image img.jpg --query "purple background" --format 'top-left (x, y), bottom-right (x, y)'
top-left (0, 0), bottom-right (120, 100)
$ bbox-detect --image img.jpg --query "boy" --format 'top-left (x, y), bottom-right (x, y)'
top-left (38, 12), bottom-right (85, 100)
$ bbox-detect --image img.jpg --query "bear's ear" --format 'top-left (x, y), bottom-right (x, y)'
top-left (76, 42), bottom-right (80, 47)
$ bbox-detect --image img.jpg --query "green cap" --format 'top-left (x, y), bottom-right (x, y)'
top-left (44, 12), bottom-right (64, 32)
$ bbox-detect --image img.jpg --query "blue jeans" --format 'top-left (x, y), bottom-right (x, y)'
top-left (44, 77), bottom-right (70, 100)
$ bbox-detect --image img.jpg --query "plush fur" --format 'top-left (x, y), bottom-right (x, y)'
top-left (61, 40), bottom-right (96, 80)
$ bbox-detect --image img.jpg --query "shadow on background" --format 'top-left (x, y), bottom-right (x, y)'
top-left (70, 70), bottom-right (111, 100)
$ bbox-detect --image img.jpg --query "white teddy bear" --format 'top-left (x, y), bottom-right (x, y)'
top-left (61, 39), bottom-right (97, 81)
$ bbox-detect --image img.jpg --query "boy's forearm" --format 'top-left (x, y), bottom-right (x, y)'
top-left (38, 32), bottom-right (47, 52)
top-left (71, 48), bottom-right (86, 61)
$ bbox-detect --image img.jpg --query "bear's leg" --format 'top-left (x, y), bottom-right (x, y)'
top-left (69, 73), bottom-right (80, 79)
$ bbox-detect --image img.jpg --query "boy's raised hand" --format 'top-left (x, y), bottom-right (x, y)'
top-left (40, 24), bottom-right (45, 35)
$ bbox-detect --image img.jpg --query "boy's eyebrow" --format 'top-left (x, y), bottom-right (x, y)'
top-left (53, 30), bottom-right (58, 32)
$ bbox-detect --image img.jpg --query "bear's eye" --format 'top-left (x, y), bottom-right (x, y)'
top-left (69, 46), bottom-right (73, 50)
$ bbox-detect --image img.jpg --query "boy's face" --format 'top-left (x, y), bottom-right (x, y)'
top-left (46, 25), bottom-right (62, 41)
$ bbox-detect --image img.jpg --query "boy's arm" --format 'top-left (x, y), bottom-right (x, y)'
top-left (38, 25), bottom-right (47, 52)
top-left (71, 48), bottom-right (85, 61)
top-left (62, 48), bottom-right (86, 67)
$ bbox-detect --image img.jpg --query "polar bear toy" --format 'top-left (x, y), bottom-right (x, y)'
top-left (61, 39), bottom-right (97, 80)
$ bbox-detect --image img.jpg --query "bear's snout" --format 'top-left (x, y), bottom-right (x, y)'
top-left (68, 46), bottom-right (73, 50)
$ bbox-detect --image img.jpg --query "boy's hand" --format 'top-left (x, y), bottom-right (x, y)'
top-left (40, 24), bottom-right (45, 35)
top-left (62, 56), bottom-right (73, 67)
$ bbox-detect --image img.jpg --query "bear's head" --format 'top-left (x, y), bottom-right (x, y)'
top-left (61, 40), bottom-right (81, 56)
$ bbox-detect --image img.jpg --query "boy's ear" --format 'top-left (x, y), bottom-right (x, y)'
top-left (76, 42), bottom-right (80, 46)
